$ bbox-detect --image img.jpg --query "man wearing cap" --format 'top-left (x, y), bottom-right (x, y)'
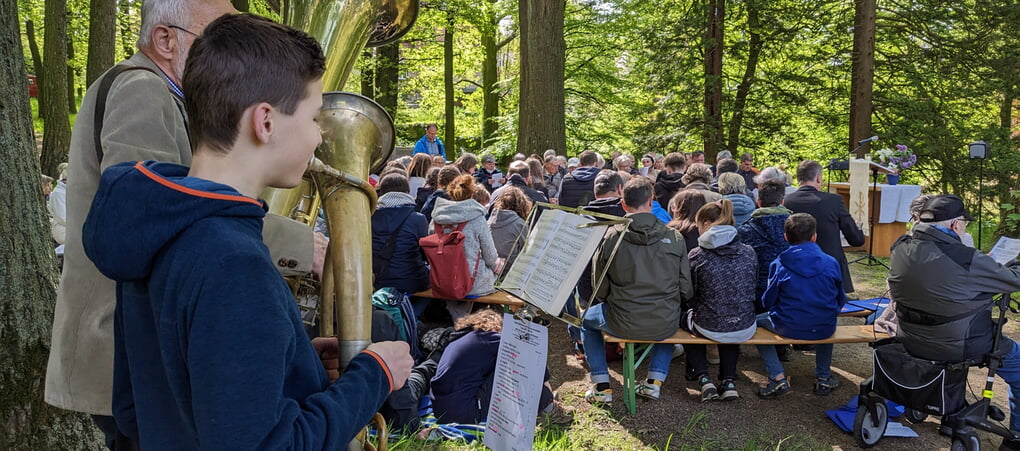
top-left (888, 194), bottom-right (1020, 449)
top-left (473, 153), bottom-right (504, 193)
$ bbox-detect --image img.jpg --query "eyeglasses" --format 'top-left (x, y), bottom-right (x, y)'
top-left (168, 25), bottom-right (199, 38)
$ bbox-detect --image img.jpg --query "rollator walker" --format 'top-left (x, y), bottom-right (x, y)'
top-left (854, 293), bottom-right (1020, 450)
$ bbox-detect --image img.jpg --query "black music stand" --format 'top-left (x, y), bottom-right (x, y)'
top-left (849, 161), bottom-right (896, 269)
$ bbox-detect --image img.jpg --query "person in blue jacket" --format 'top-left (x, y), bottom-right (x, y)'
top-left (81, 15), bottom-right (413, 449)
top-left (372, 173), bottom-right (430, 298)
top-left (754, 213), bottom-right (845, 399)
top-left (413, 123), bottom-right (446, 160)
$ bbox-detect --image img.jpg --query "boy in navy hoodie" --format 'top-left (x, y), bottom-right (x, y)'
top-left (82, 14), bottom-right (412, 449)
top-left (754, 213), bottom-right (845, 399)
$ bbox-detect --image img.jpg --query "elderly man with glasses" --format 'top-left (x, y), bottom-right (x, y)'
top-left (888, 194), bottom-right (1020, 450)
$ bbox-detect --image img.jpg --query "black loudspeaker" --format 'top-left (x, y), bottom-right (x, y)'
top-left (969, 141), bottom-right (989, 159)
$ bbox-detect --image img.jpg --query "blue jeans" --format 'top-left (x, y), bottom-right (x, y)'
top-left (994, 339), bottom-right (1020, 433)
top-left (581, 303), bottom-right (673, 383)
top-left (754, 313), bottom-right (834, 380)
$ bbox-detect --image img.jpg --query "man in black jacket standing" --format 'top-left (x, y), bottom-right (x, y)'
top-left (783, 160), bottom-right (864, 293)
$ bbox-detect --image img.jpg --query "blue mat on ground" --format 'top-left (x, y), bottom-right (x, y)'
top-left (827, 395), bottom-right (917, 437)
top-left (848, 297), bottom-right (891, 311)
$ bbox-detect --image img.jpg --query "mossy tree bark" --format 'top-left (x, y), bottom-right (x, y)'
top-left (1, 0), bottom-right (103, 447)
top-left (517, 0), bottom-right (565, 156)
top-left (40, 0), bottom-right (71, 178)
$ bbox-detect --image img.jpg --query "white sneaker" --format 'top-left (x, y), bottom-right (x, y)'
top-left (636, 382), bottom-right (661, 400)
top-left (672, 344), bottom-right (685, 359)
top-left (584, 387), bottom-right (613, 404)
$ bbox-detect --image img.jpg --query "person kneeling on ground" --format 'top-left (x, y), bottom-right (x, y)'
top-left (429, 309), bottom-right (570, 425)
top-left (682, 199), bottom-right (757, 402)
top-left (755, 213), bottom-right (845, 398)
top-left (581, 177), bottom-right (693, 404)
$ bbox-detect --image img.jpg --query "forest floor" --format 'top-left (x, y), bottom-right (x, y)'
top-left (396, 249), bottom-right (1020, 450)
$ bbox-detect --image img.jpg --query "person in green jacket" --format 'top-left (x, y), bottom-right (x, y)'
top-left (581, 177), bottom-right (694, 404)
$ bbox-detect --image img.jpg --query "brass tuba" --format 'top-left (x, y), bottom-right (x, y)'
top-left (263, 0), bottom-right (417, 366)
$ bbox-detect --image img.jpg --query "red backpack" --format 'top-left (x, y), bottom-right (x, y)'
top-left (419, 222), bottom-right (481, 299)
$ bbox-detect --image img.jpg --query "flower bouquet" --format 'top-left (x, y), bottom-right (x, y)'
top-left (874, 144), bottom-right (917, 173)
top-left (874, 144), bottom-right (916, 185)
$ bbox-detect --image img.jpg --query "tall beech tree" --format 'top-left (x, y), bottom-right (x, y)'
top-left (1, 0), bottom-right (103, 446)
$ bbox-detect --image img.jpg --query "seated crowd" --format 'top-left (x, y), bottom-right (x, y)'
top-left (358, 148), bottom-right (995, 436)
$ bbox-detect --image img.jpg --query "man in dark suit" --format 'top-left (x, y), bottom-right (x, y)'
top-left (784, 160), bottom-right (865, 293)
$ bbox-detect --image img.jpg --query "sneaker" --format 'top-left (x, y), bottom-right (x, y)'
top-left (538, 400), bottom-right (575, 427)
top-left (698, 376), bottom-right (719, 402)
top-left (584, 386), bottom-right (612, 404)
top-left (672, 344), bottom-right (685, 359)
top-left (813, 375), bottom-right (840, 396)
top-left (718, 379), bottom-right (739, 401)
top-left (757, 377), bottom-right (792, 399)
top-left (636, 381), bottom-right (661, 400)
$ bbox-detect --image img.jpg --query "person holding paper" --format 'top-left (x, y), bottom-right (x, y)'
top-left (474, 153), bottom-right (504, 193)
top-left (888, 194), bottom-right (1020, 449)
top-left (581, 177), bottom-right (693, 404)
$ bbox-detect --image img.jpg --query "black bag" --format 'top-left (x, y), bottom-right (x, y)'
top-left (872, 341), bottom-right (970, 416)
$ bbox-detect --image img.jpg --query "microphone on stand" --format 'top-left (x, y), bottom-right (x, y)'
top-left (857, 135), bottom-right (879, 145)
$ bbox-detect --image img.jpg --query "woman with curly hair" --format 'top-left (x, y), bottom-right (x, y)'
top-left (430, 309), bottom-right (562, 424)
top-left (488, 187), bottom-right (532, 266)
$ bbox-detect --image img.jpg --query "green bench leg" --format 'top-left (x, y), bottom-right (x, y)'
top-left (622, 342), bottom-right (656, 415)
top-left (623, 343), bottom-right (635, 414)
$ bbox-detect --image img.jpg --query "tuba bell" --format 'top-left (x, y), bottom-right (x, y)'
top-left (262, 0), bottom-right (417, 448)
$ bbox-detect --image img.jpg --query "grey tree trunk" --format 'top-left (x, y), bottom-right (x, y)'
top-left (849, 0), bottom-right (876, 157)
top-left (0, 0), bottom-right (104, 446)
top-left (86, 0), bottom-right (117, 87)
top-left (40, 0), bottom-right (72, 177)
top-left (517, 0), bottom-right (565, 156)
top-left (444, 12), bottom-right (456, 157)
top-left (703, 0), bottom-right (724, 160)
top-left (374, 42), bottom-right (399, 118)
top-left (26, 20), bottom-right (44, 119)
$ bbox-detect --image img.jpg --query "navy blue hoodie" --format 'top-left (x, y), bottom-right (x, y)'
top-left (557, 166), bottom-right (600, 208)
top-left (84, 161), bottom-right (394, 450)
top-left (762, 241), bottom-right (846, 340)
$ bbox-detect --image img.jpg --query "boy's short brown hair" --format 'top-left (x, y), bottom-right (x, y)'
top-left (785, 213), bottom-right (817, 244)
top-left (184, 14), bottom-right (326, 153)
top-left (622, 177), bottom-right (653, 209)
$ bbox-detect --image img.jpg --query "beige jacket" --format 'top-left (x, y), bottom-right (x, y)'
top-left (45, 53), bottom-right (313, 415)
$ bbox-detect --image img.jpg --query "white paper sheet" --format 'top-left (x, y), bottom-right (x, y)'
top-left (483, 314), bottom-right (548, 451)
top-left (989, 236), bottom-right (1020, 265)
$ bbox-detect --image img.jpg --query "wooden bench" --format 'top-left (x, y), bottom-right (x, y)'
top-left (412, 289), bottom-right (526, 310)
top-left (602, 325), bottom-right (891, 414)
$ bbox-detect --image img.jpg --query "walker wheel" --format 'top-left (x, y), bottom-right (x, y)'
top-left (853, 397), bottom-right (888, 448)
top-left (950, 434), bottom-right (980, 451)
top-left (903, 408), bottom-right (928, 424)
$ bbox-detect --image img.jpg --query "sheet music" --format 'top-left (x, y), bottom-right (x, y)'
top-left (989, 236), bottom-right (1020, 265)
top-left (498, 208), bottom-right (608, 315)
top-left (483, 314), bottom-right (548, 451)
